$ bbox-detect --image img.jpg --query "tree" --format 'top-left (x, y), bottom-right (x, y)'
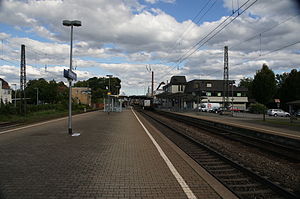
top-left (239, 77), bottom-right (253, 98)
top-left (252, 64), bottom-right (276, 105)
top-left (74, 77), bottom-right (121, 103)
top-left (279, 69), bottom-right (300, 104)
top-left (25, 78), bottom-right (49, 104)
top-left (25, 79), bottom-right (68, 104)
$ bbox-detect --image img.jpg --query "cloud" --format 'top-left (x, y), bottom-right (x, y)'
top-left (0, 0), bottom-right (299, 95)
top-left (0, 64), bottom-right (94, 88)
top-left (145, 0), bottom-right (175, 4)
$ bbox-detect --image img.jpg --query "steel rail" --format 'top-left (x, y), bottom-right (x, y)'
top-left (138, 109), bottom-right (298, 199)
top-left (154, 110), bottom-right (300, 162)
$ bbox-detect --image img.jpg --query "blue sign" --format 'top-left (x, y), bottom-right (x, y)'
top-left (63, 69), bottom-right (77, 81)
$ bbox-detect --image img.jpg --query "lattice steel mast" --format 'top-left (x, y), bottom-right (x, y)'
top-left (20, 44), bottom-right (26, 114)
top-left (223, 46), bottom-right (229, 108)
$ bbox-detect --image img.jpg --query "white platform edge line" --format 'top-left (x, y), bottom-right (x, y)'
top-left (131, 108), bottom-right (197, 199)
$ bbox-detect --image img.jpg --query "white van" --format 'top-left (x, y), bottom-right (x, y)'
top-left (200, 103), bottom-right (220, 112)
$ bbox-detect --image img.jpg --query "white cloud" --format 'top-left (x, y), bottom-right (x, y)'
top-left (145, 0), bottom-right (175, 4)
top-left (0, 0), bottom-right (299, 95)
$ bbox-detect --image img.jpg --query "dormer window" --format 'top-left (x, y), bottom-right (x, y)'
top-left (206, 83), bottom-right (212, 88)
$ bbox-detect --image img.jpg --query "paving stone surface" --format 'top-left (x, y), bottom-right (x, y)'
top-left (0, 109), bottom-right (222, 199)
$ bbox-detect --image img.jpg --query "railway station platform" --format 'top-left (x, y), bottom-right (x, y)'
top-left (0, 109), bottom-right (236, 199)
top-left (175, 111), bottom-right (300, 140)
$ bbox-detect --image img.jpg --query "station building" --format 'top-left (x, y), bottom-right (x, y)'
top-left (156, 76), bottom-right (248, 111)
top-left (72, 87), bottom-right (92, 107)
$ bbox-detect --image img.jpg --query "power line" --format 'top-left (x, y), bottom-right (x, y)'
top-left (160, 0), bottom-right (217, 65)
top-left (231, 40), bottom-right (300, 69)
top-left (0, 57), bottom-right (19, 66)
top-left (230, 13), bottom-right (300, 51)
top-left (176, 0), bottom-right (258, 66)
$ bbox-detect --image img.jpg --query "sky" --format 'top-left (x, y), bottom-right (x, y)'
top-left (0, 0), bottom-right (299, 95)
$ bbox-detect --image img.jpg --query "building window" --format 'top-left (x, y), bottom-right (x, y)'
top-left (237, 93), bottom-right (241, 97)
top-left (206, 83), bottom-right (212, 88)
top-left (178, 85), bottom-right (184, 91)
top-left (217, 92), bottom-right (222, 97)
top-left (206, 92), bottom-right (211, 96)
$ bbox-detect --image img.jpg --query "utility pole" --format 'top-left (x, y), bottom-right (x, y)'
top-left (12, 84), bottom-right (17, 108)
top-left (20, 44), bottom-right (26, 115)
top-left (151, 71), bottom-right (154, 97)
top-left (0, 80), bottom-right (2, 108)
top-left (223, 46), bottom-right (229, 109)
top-left (35, 88), bottom-right (39, 105)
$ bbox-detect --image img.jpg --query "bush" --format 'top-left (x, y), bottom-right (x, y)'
top-left (0, 103), bottom-right (18, 115)
top-left (249, 103), bottom-right (267, 114)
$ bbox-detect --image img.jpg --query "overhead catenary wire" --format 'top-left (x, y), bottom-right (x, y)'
top-left (0, 38), bottom-right (69, 70)
top-left (156, 0), bottom-right (258, 83)
top-left (0, 57), bottom-right (19, 66)
top-left (230, 40), bottom-right (300, 70)
top-left (176, 0), bottom-right (258, 66)
top-left (156, 0), bottom-right (226, 83)
top-left (161, 0), bottom-right (217, 65)
top-left (229, 13), bottom-right (300, 51)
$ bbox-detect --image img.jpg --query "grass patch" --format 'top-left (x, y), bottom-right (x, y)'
top-left (264, 119), bottom-right (300, 127)
top-left (0, 109), bottom-right (94, 124)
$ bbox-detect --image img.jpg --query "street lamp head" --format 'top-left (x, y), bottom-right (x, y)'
top-left (63, 20), bottom-right (72, 26)
top-left (106, 75), bottom-right (113, 78)
top-left (63, 20), bottom-right (82, 27)
top-left (72, 20), bottom-right (82, 27)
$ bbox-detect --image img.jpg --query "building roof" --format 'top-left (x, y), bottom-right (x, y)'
top-left (287, 100), bottom-right (300, 105)
top-left (0, 78), bottom-right (10, 89)
top-left (163, 76), bottom-right (187, 90)
top-left (170, 76), bottom-right (187, 85)
top-left (184, 79), bottom-right (247, 93)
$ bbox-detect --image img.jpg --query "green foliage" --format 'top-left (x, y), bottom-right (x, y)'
top-left (239, 77), bottom-right (253, 98)
top-left (249, 103), bottom-right (267, 114)
top-left (74, 76), bottom-right (121, 103)
top-left (252, 64), bottom-right (276, 105)
top-left (0, 103), bottom-right (18, 115)
top-left (278, 69), bottom-right (300, 104)
top-left (25, 78), bottom-right (68, 104)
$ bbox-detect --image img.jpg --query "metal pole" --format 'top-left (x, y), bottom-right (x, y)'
top-left (0, 80), bottom-right (2, 108)
top-left (151, 71), bottom-right (154, 97)
top-left (104, 97), bottom-right (106, 112)
top-left (36, 88), bottom-right (39, 105)
top-left (14, 84), bottom-right (16, 108)
top-left (68, 25), bottom-right (73, 135)
top-left (108, 77), bottom-right (110, 112)
top-left (231, 83), bottom-right (234, 116)
top-left (231, 83), bottom-right (234, 107)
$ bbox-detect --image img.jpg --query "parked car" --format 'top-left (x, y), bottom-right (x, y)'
top-left (217, 107), bottom-right (232, 115)
top-left (228, 106), bottom-right (241, 112)
top-left (294, 110), bottom-right (300, 117)
top-left (267, 109), bottom-right (290, 117)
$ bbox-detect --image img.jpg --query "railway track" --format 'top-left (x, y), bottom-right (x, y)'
top-left (138, 109), bottom-right (299, 199)
top-left (153, 110), bottom-right (300, 162)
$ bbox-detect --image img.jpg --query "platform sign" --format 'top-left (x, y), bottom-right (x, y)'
top-left (63, 69), bottom-right (77, 81)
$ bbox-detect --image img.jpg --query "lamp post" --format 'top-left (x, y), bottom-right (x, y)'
top-left (0, 80), bottom-right (2, 108)
top-left (106, 75), bottom-right (113, 112)
top-left (63, 20), bottom-right (81, 135)
top-left (12, 84), bottom-right (17, 108)
top-left (34, 88), bottom-right (39, 105)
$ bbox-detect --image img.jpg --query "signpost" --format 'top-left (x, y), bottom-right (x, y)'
top-left (63, 69), bottom-right (79, 136)
top-left (64, 69), bottom-right (77, 81)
